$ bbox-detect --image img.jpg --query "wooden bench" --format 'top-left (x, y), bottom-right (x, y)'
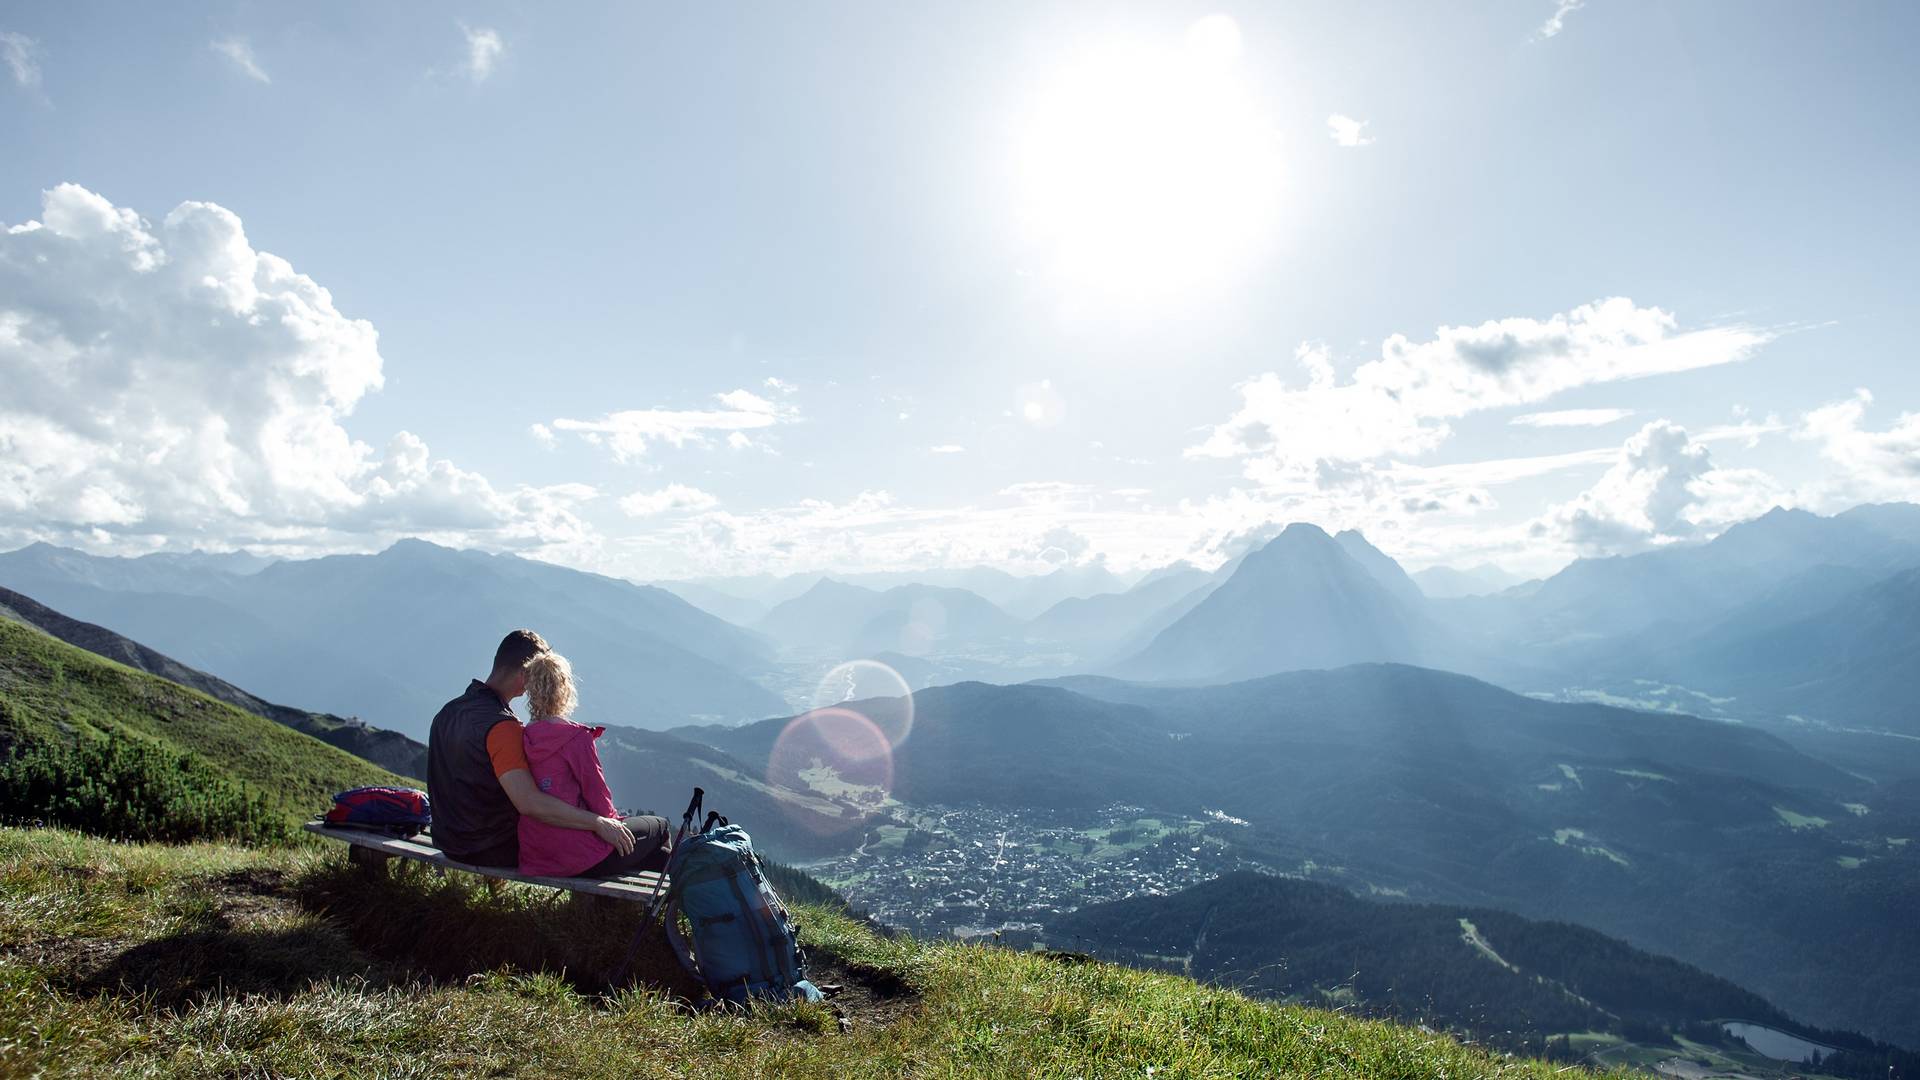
top-left (303, 821), bottom-right (670, 907)
top-left (306, 820), bottom-right (688, 986)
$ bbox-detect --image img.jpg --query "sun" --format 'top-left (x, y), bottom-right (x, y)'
top-left (1009, 15), bottom-right (1284, 314)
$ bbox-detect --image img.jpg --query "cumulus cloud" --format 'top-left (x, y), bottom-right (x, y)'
top-left (1, 31), bottom-right (41, 93)
top-left (1511, 407), bottom-right (1635, 428)
top-left (0, 184), bottom-right (585, 553)
top-left (528, 422), bottom-right (556, 448)
top-left (1798, 389), bottom-right (1920, 502)
top-left (462, 24), bottom-right (503, 82)
top-left (619, 484), bottom-right (719, 517)
top-left (211, 36), bottom-right (270, 83)
top-left (763, 376), bottom-right (797, 393)
top-left (1190, 298), bottom-right (1771, 489)
top-left (1535, 420), bottom-right (1790, 555)
top-left (1535, 0), bottom-right (1584, 39)
top-left (929, 444), bottom-right (966, 454)
top-left (1327, 114), bottom-right (1374, 148)
top-left (550, 389), bottom-right (797, 463)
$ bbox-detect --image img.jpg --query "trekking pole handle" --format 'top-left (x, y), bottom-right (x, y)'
top-left (672, 786), bottom-right (705, 849)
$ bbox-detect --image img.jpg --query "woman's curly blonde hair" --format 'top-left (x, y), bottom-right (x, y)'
top-left (525, 651), bottom-right (578, 719)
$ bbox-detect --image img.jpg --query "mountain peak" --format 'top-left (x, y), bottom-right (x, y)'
top-left (381, 537), bottom-right (458, 557)
top-left (799, 576), bottom-right (878, 599)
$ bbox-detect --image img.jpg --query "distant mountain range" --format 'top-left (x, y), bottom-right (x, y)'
top-left (12, 501), bottom-right (1920, 744)
top-left (685, 664), bottom-right (1920, 1045)
top-left (755, 579), bottom-right (1025, 655)
top-left (1451, 504), bottom-right (1920, 737)
top-left (664, 562), bottom-right (1134, 621)
top-left (1411, 562), bottom-right (1527, 599)
top-left (0, 540), bottom-right (789, 738)
top-left (1022, 505), bottom-right (1920, 742)
top-left (1023, 567), bottom-right (1213, 655)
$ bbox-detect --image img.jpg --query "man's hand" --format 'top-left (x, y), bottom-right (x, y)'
top-left (499, 768), bottom-right (611, 833)
top-left (594, 816), bottom-right (637, 856)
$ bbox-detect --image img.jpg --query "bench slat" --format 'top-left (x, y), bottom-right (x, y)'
top-left (305, 821), bottom-right (668, 901)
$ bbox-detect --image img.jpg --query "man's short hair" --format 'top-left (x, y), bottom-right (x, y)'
top-left (492, 629), bottom-right (549, 673)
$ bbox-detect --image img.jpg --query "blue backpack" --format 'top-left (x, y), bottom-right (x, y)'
top-left (665, 809), bottom-right (822, 1006)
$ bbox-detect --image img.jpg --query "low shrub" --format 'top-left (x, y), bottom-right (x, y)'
top-left (0, 732), bottom-right (289, 846)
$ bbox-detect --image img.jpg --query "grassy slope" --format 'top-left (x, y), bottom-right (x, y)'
top-left (0, 617), bottom-right (408, 827)
top-left (0, 827), bottom-right (1636, 1079)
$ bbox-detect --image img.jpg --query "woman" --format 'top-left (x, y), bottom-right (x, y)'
top-left (517, 651), bottom-right (672, 878)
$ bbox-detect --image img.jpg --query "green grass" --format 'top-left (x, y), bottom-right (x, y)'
top-left (0, 616), bottom-right (407, 837)
top-left (0, 827), bottom-right (1641, 1079)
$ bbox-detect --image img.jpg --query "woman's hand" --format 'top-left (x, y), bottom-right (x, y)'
top-left (593, 816), bottom-right (636, 856)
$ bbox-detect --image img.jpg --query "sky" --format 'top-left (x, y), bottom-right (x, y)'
top-left (3, 1), bottom-right (1919, 581)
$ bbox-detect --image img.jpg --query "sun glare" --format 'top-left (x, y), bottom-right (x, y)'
top-left (1010, 15), bottom-right (1283, 314)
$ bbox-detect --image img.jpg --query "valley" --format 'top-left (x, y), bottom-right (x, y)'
top-left (802, 802), bottom-right (1280, 939)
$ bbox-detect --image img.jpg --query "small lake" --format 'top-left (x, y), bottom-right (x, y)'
top-left (1723, 1022), bottom-right (1836, 1062)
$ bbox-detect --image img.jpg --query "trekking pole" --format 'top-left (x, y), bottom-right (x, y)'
top-left (676, 787), bottom-right (704, 846)
top-left (609, 787), bottom-right (704, 989)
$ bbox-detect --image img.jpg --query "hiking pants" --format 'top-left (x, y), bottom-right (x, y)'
top-left (581, 815), bottom-right (672, 877)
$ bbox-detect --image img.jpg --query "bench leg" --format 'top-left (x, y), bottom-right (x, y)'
top-left (347, 845), bottom-right (392, 876)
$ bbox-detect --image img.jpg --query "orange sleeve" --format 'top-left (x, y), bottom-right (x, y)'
top-left (486, 719), bottom-right (529, 777)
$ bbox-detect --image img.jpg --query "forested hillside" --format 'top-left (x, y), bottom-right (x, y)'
top-left (1056, 871), bottom-right (1919, 1078)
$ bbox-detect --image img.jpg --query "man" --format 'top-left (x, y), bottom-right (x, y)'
top-left (426, 628), bottom-right (637, 867)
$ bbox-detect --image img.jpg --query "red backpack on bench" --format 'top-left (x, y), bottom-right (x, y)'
top-left (325, 786), bottom-right (432, 837)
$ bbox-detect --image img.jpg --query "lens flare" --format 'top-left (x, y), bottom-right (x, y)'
top-left (811, 658), bottom-right (916, 748)
top-left (767, 707), bottom-right (894, 834)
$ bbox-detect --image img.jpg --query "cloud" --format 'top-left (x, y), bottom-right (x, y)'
top-left (461, 24), bottom-right (503, 82)
top-left (1190, 298), bottom-right (1771, 487)
top-left (609, 484), bottom-right (1197, 579)
top-left (528, 423), bottom-right (556, 448)
top-left (1, 31), bottom-right (40, 92)
top-left (619, 484), bottom-right (719, 517)
top-left (0, 184), bottom-right (582, 554)
top-left (1326, 114), bottom-right (1374, 148)
top-left (763, 376), bottom-right (797, 394)
top-left (929, 444), bottom-right (966, 454)
top-left (1535, 0), bottom-right (1585, 39)
top-left (1798, 389), bottom-right (1920, 502)
top-left (999, 481), bottom-right (1095, 505)
top-left (1510, 407), bottom-right (1635, 428)
top-left (1535, 420), bottom-right (1790, 555)
top-left (211, 36), bottom-right (270, 84)
top-left (550, 389), bottom-right (797, 463)
top-left (1021, 525), bottom-right (1094, 567)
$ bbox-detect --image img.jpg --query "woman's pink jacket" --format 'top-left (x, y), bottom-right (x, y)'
top-left (517, 716), bottom-right (616, 877)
